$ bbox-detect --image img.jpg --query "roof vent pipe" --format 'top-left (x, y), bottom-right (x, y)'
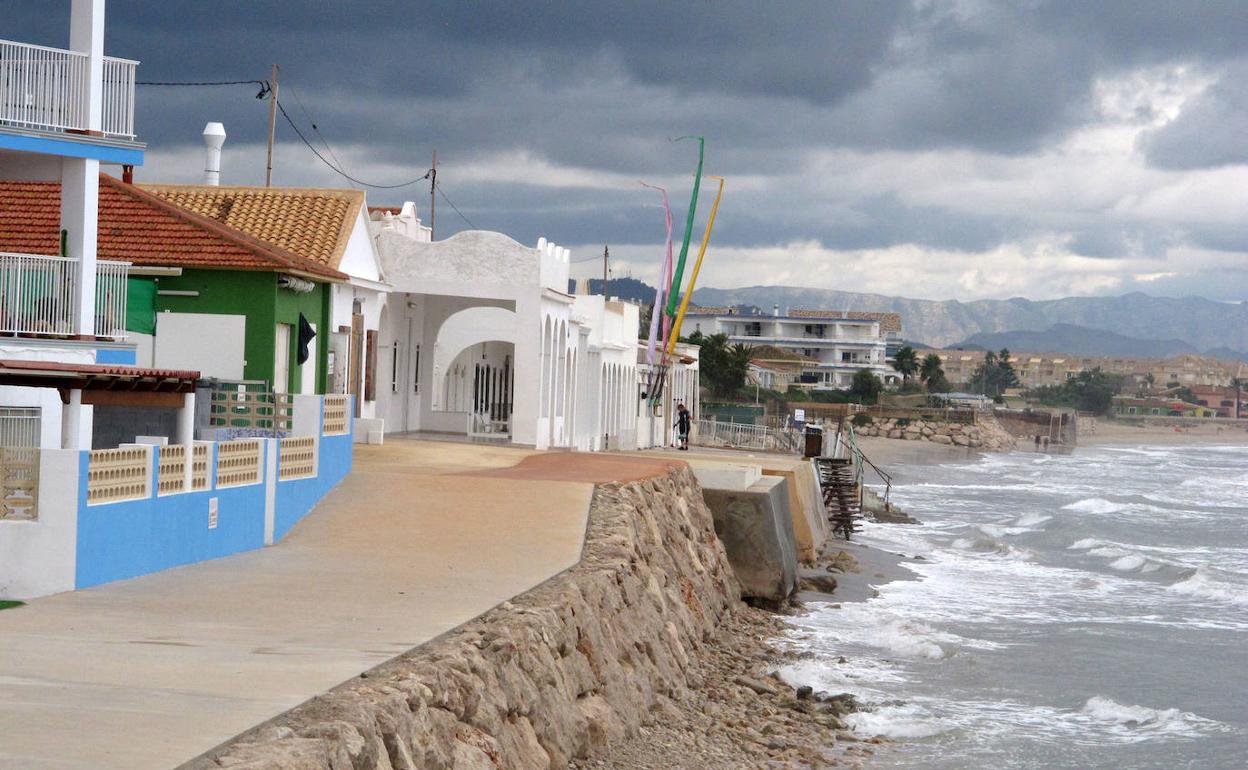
top-left (202, 122), bottom-right (226, 186)
top-left (773, 303), bottom-right (780, 317)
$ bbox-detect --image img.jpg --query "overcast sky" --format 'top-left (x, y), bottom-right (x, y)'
top-left (11, 1), bottom-right (1248, 302)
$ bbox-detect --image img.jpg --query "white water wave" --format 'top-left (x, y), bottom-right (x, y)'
top-left (1167, 568), bottom-right (1248, 608)
top-left (1077, 696), bottom-right (1229, 741)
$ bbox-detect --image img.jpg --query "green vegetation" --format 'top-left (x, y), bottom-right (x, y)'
top-left (920, 353), bottom-right (950, 393)
top-left (851, 413), bottom-right (874, 427)
top-left (0, 600), bottom-right (25, 611)
top-left (850, 369), bottom-right (884, 404)
top-left (685, 331), bottom-right (752, 397)
top-left (788, 387), bottom-right (855, 404)
top-left (969, 348), bottom-right (1020, 398)
top-left (1029, 368), bottom-right (1125, 415)
top-left (891, 345), bottom-right (919, 384)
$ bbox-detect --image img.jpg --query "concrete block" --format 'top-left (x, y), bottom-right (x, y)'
top-left (701, 475), bottom-right (798, 602)
top-left (133, 435), bottom-right (169, 446)
top-left (353, 418), bottom-right (385, 444)
top-left (764, 464), bottom-right (828, 563)
top-left (690, 463), bottom-right (762, 492)
top-left (367, 430), bottom-right (385, 445)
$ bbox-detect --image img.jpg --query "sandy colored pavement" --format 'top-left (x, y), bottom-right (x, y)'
top-left (0, 440), bottom-right (646, 770)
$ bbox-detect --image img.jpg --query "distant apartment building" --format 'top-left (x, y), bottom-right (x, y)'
top-left (685, 306), bottom-right (901, 389)
top-left (923, 349), bottom-right (1246, 390)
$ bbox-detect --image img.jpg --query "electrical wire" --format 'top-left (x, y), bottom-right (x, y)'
top-left (284, 82), bottom-right (348, 176)
top-left (275, 98), bottom-right (432, 189)
top-left (435, 182), bottom-right (477, 229)
top-left (137, 79), bottom-right (268, 88)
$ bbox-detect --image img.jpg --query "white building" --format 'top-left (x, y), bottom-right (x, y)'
top-left (370, 203), bottom-right (696, 450)
top-left (685, 307), bottom-right (899, 389)
top-left (0, 0), bottom-right (147, 451)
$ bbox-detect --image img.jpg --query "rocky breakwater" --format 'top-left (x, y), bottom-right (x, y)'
top-left (854, 414), bottom-right (1015, 452)
top-left (190, 465), bottom-right (854, 769)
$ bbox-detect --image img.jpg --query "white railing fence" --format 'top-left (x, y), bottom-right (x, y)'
top-left (95, 259), bottom-right (129, 339)
top-left (0, 406), bottom-right (40, 448)
top-left (0, 252), bottom-right (76, 335)
top-left (0, 252), bottom-right (128, 338)
top-left (100, 56), bottom-right (137, 138)
top-left (692, 418), bottom-right (801, 453)
top-left (0, 39), bottom-right (137, 138)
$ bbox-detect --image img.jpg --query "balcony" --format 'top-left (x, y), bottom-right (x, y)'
top-left (0, 39), bottom-right (137, 139)
top-left (0, 252), bottom-right (129, 339)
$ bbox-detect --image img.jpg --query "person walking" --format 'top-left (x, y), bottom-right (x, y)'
top-left (675, 403), bottom-right (692, 451)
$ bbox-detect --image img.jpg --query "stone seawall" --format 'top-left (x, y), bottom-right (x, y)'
top-left (188, 466), bottom-right (741, 769)
top-left (853, 413), bottom-right (1016, 452)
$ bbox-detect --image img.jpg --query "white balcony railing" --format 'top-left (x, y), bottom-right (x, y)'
top-left (0, 39), bottom-right (137, 139)
top-left (0, 252), bottom-right (129, 339)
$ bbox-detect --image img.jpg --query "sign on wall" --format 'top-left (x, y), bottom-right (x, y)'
top-left (208, 496), bottom-right (218, 529)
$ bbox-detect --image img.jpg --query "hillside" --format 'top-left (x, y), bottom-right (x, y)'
top-left (953, 324), bottom-right (1197, 357)
top-left (691, 287), bottom-right (1248, 354)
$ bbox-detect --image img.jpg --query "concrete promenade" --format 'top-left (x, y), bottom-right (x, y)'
top-left (0, 441), bottom-right (595, 770)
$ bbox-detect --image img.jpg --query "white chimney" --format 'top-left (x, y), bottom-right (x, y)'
top-left (773, 303), bottom-right (780, 317)
top-left (202, 122), bottom-right (226, 186)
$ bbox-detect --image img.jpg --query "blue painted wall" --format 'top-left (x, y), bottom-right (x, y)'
top-left (75, 397), bottom-right (356, 590)
top-left (75, 450), bottom-right (267, 589)
top-left (273, 433), bottom-right (354, 541)
top-left (95, 348), bottom-right (137, 365)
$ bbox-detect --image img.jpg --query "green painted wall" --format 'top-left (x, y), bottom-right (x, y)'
top-left (148, 269), bottom-right (329, 392)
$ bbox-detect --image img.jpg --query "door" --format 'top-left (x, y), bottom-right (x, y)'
top-left (349, 313), bottom-right (364, 417)
top-left (274, 323), bottom-right (291, 393)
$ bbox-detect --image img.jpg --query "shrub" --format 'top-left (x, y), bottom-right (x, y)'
top-left (851, 413), bottom-right (873, 427)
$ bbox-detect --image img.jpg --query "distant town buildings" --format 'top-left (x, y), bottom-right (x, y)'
top-left (685, 306), bottom-right (901, 389)
top-left (922, 349), bottom-right (1247, 390)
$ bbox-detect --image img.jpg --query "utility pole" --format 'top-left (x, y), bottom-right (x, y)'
top-left (265, 64), bottom-right (279, 187)
top-left (602, 244), bottom-right (609, 297)
top-left (429, 150), bottom-right (437, 240)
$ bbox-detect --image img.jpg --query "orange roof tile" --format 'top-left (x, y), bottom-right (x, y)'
top-left (0, 176), bottom-right (345, 280)
top-left (139, 183), bottom-right (363, 270)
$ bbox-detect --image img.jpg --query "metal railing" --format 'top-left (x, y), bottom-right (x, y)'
top-left (692, 418), bottom-right (801, 453)
top-left (0, 253), bottom-right (129, 338)
top-left (0, 406), bottom-right (40, 448)
top-left (0, 39), bottom-right (138, 138)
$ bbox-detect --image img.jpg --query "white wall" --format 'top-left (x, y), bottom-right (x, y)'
top-left (0, 450), bottom-right (79, 598)
top-left (154, 312), bottom-right (246, 380)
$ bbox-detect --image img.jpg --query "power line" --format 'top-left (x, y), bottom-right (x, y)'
top-left (137, 79), bottom-right (270, 99)
top-left (284, 82), bottom-right (347, 176)
top-left (275, 98), bottom-right (432, 189)
top-left (435, 182), bottom-right (477, 229)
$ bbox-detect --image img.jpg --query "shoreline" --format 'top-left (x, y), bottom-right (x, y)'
top-left (1078, 418), bottom-right (1248, 447)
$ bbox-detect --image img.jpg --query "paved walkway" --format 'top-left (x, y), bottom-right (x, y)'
top-left (0, 441), bottom-right (598, 770)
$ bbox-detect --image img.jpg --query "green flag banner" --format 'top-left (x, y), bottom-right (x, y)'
top-left (666, 135), bottom-right (704, 317)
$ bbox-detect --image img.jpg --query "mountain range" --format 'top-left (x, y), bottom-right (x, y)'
top-left (951, 323), bottom-right (1197, 358)
top-left (691, 286), bottom-right (1248, 358)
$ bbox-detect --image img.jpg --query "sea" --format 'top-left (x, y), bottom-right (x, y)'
top-left (780, 443), bottom-right (1248, 769)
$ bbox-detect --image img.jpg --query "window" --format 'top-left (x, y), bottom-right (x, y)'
top-left (841, 351), bottom-right (853, 362)
top-left (391, 343), bottom-right (400, 394)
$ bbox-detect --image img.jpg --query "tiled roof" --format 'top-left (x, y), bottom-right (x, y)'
top-left (685, 306), bottom-right (731, 315)
top-left (0, 176), bottom-right (344, 280)
top-left (789, 309), bottom-right (903, 332)
top-left (140, 183), bottom-right (363, 270)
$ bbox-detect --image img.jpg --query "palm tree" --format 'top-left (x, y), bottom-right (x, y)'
top-left (891, 346), bottom-right (919, 384)
top-left (1232, 376), bottom-right (1242, 420)
top-left (920, 353), bottom-right (949, 392)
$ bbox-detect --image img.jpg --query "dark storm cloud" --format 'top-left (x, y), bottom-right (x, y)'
top-left (7, 1), bottom-right (1248, 299)
top-left (1139, 59), bottom-right (1248, 169)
